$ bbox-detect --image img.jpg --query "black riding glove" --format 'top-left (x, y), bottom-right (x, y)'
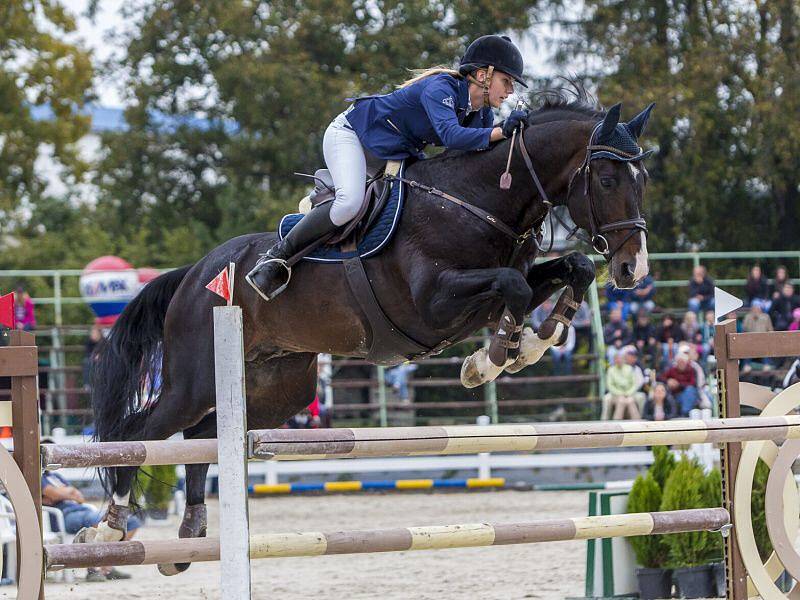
top-left (501, 110), bottom-right (527, 138)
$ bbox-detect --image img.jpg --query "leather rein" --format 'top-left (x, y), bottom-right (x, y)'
top-left (387, 121), bottom-right (648, 261)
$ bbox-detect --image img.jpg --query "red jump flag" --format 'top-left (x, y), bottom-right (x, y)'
top-left (205, 263), bottom-right (236, 305)
top-left (0, 293), bottom-right (13, 329)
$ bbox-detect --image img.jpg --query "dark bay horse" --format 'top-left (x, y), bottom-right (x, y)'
top-left (87, 93), bottom-right (653, 573)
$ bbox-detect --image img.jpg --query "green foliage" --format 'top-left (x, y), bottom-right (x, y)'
top-left (660, 455), bottom-right (720, 567)
top-left (649, 445), bottom-right (677, 490)
top-left (628, 473), bottom-right (669, 568)
top-left (0, 0), bottom-right (93, 220)
top-left (751, 459), bottom-right (774, 561)
top-left (138, 464), bottom-right (178, 511)
top-left (551, 0), bottom-right (800, 252)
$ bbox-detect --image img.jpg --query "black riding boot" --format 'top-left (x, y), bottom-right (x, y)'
top-left (246, 203), bottom-right (338, 301)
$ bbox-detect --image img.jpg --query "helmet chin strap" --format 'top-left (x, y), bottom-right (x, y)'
top-left (467, 65), bottom-right (494, 108)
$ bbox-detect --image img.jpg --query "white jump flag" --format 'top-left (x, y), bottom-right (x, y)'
top-left (714, 287), bottom-right (744, 323)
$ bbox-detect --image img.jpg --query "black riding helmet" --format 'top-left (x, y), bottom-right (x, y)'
top-left (459, 35), bottom-right (528, 88)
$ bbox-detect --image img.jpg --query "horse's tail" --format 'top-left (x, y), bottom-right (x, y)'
top-left (91, 265), bottom-right (192, 496)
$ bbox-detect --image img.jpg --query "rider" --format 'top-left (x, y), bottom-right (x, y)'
top-left (246, 34), bottom-right (529, 301)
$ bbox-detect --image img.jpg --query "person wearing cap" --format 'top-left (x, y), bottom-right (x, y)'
top-left (247, 34), bottom-right (528, 301)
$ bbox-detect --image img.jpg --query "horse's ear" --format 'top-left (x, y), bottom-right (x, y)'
top-left (597, 103), bottom-right (621, 144)
top-left (627, 102), bottom-right (655, 139)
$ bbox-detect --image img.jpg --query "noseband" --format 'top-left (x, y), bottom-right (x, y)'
top-left (516, 122), bottom-right (648, 258)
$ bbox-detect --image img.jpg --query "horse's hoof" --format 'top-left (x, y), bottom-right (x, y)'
top-left (461, 348), bottom-right (508, 388)
top-left (158, 504), bottom-right (208, 576)
top-left (92, 521), bottom-right (125, 543)
top-left (72, 526), bottom-right (98, 544)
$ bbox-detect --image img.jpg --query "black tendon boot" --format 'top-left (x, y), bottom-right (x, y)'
top-left (246, 202), bottom-right (338, 301)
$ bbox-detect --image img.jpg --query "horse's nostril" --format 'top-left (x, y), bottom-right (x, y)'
top-left (621, 262), bottom-right (634, 279)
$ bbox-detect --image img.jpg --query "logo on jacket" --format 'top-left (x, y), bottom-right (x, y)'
top-left (441, 96), bottom-right (455, 108)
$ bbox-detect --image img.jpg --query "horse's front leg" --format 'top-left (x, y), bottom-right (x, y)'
top-left (420, 267), bottom-right (532, 388)
top-left (507, 252), bottom-right (596, 374)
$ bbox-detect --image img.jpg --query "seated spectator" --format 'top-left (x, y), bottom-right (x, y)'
top-left (659, 350), bottom-right (700, 416)
top-left (605, 282), bottom-right (633, 321)
top-left (655, 313), bottom-right (684, 369)
top-left (770, 283), bottom-right (800, 331)
top-left (743, 302), bottom-right (773, 334)
top-left (642, 382), bottom-right (678, 421)
top-left (688, 265), bottom-right (715, 314)
top-left (745, 265), bottom-right (770, 308)
top-left (623, 345), bottom-right (648, 410)
top-left (790, 308), bottom-right (800, 332)
top-left (42, 454), bottom-right (140, 582)
top-left (571, 300), bottom-right (593, 349)
top-left (603, 307), bottom-right (632, 363)
top-left (385, 362), bottom-right (418, 401)
top-left (13, 285), bottom-right (36, 331)
top-left (605, 352), bottom-right (641, 420)
top-left (699, 309), bottom-right (716, 359)
top-left (629, 273), bottom-right (656, 315)
top-left (770, 265), bottom-right (790, 303)
top-left (680, 343), bottom-right (713, 407)
top-left (632, 310), bottom-right (658, 367)
top-left (549, 325), bottom-right (576, 376)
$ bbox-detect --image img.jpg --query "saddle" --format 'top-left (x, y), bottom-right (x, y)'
top-left (297, 161), bottom-right (402, 250)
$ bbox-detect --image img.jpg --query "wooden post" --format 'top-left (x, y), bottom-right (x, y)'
top-left (213, 306), bottom-right (251, 599)
top-left (715, 319), bottom-right (745, 600)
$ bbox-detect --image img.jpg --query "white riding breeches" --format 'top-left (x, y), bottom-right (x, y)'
top-left (323, 111), bottom-right (378, 226)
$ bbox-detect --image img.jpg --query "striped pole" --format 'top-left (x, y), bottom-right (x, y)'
top-left (40, 415), bottom-right (800, 470)
top-left (248, 415), bottom-right (800, 460)
top-left (45, 507), bottom-right (729, 570)
top-left (249, 478), bottom-right (506, 495)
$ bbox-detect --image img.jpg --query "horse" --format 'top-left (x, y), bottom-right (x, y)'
top-left (87, 91), bottom-right (653, 574)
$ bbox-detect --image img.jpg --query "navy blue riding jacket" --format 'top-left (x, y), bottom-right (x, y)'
top-left (344, 74), bottom-right (495, 160)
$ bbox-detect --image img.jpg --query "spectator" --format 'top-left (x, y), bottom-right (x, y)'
top-left (699, 310), bottom-right (716, 359)
top-left (745, 265), bottom-right (770, 308)
top-left (680, 343), bottom-right (713, 408)
top-left (13, 285), bottom-right (36, 331)
top-left (603, 307), bottom-right (632, 363)
top-left (571, 300), bottom-right (593, 349)
top-left (770, 283), bottom-right (800, 331)
top-left (688, 266), bottom-right (715, 314)
top-left (605, 282), bottom-right (633, 320)
top-left (549, 325), bottom-right (576, 376)
top-left (632, 310), bottom-right (658, 367)
top-left (659, 351), bottom-right (700, 416)
top-left (655, 313), bottom-right (684, 368)
top-left (642, 382), bottom-right (678, 421)
top-left (743, 302), bottom-right (773, 334)
top-left (623, 345), bottom-right (648, 410)
top-left (605, 352), bottom-right (641, 420)
top-left (42, 451), bottom-right (140, 581)
top-left (789, 308), bottom-right (800, 332)
top-left (681, 311), bottom-right (700, 344)
top-left (385, 362), bottom-right (418, 401)
top-left (770, 266), bottom-right (790, 303)
top-left (629, 273), bottom-right (656, 315)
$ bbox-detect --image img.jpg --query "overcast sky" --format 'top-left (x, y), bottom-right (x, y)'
top-left (61, 0), bottom-right (560, 108)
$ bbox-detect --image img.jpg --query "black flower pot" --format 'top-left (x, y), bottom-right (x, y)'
top-left (636, 567), bottom-right (673, 599)
top-left (711, 561), bottom-right (726, 597)
top-left (674, 564), bottom-right (714, 598)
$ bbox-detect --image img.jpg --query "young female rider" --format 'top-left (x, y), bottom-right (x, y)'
top-left (246, 34), bottom-right (529, 300)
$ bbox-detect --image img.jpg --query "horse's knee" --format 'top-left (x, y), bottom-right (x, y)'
top-left (494, 269), bottom-right (532, 313)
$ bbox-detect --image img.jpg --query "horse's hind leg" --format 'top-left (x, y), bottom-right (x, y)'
top-left (158, 412), bottom-right (215, 576)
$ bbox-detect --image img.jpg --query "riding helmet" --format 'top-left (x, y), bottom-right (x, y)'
top-left (459, 35), bottom-right (528, 88)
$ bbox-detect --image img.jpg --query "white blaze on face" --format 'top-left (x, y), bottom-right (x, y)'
top-left (634, 231), bottom-right (649, 280)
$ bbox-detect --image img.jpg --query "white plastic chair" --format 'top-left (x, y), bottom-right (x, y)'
top-left (0, 495), bottom-right (17, 584)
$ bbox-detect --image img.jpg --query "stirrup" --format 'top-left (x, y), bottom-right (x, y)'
top-left (245, 257), bottom-right (292, 302)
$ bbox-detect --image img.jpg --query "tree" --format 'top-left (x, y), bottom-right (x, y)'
top-left (92, 0), bottom-right (542, 263)
top-left (0, 1), bottom-right (93, 223)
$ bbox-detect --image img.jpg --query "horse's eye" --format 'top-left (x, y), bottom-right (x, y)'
top-left (600, 177), bottom-right (615, 188)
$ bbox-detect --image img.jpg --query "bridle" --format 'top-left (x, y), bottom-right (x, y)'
top-left (516, 120), bottom-right (648, 258)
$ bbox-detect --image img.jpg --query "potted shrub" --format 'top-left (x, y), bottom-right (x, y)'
top-left (139, 464), bottom-right (179, 521)
top-left (628, 472), bottom-right (672, 599)
top-left (661, 455), bottom-right (719, 598)
top-left (650, 445), bottom-right (676, 489)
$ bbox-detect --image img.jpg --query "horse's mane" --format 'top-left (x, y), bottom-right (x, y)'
top-left (427, 79), bottom-right (604, 165)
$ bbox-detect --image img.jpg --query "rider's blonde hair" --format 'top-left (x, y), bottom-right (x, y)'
top-left (397, 67), bottom-right (462, 89)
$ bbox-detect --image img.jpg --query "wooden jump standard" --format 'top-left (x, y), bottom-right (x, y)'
top-left (45, 508), bottom-right (729, 569)
top-left (40, 415), bottom-right (800, 468)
